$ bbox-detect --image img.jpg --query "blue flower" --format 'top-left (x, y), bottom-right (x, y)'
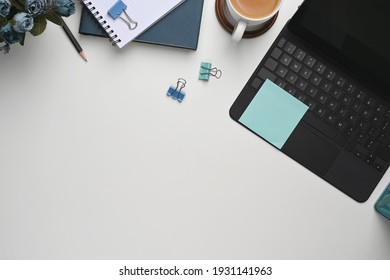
top-left (13, 13), bottom-right (34, 33)
top-left (0, 23), bottom-right (21, 44)
top-left (25, 0), bottom-right (46, 16)
top-left (54, 0), bottom-right (76, 17)
top-left (0, 0), bottom-right (11, 17)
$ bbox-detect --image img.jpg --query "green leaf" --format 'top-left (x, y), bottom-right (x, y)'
top-left (10, 0), bottom-right (24, 10)
top-left (19, 32), bottom-right (25, 46)
top-left (0, 17), bottom-right (8, 26)
top-left (45, 12), bottom-right (63, 26)
top-left (30, 16), bottom-right (47, 36)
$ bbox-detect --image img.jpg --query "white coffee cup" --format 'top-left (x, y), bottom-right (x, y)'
top-left (225, 0), bottom-right (284, 43)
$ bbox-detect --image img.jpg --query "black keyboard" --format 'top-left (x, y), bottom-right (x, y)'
top-left (251, 37), bottom-right (390, 173)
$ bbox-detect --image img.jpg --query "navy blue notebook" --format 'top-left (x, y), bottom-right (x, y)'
top-left (79, 0), bottom-right (204, 50)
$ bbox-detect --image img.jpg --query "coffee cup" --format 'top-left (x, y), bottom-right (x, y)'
top-left (224, 0), bottom-right (284, 43)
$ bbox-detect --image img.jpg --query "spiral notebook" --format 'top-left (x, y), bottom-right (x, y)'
top-left (81, 0), bottom-right (185, 48)
top-left (79, 0), bottom-right (204, 50)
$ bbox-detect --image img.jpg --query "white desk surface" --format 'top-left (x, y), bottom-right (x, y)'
top-left (1, 0), bottom-right (389, 260)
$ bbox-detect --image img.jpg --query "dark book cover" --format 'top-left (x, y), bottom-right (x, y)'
top-left (79, 0), bottom-right (204, 50)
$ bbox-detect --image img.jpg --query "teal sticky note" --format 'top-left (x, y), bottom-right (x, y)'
top-left (239, 80), bottom-right (308, 149)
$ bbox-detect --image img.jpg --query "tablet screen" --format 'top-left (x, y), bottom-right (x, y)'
top-left (288, 0), bottom-right (390, 94)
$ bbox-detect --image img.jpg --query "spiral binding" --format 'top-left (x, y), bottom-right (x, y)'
top-left (81, 1), bottom-right (122, 46)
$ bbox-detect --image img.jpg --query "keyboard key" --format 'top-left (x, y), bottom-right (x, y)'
top-left (330, 88), bottom-right (343, 99)
top-left (374, 104), bottom-right (386, 115)
top-left (357, 120), bottom-right (369, 131)
top-left (294, 48), bottom-right (306, 61)
top-left (335, 75), bottom-right (346, 88)
top-left (280, 53), bottom-right (292, 66)
top-left (380, 119), bottom-right (390, 132)
top-left (275, 65), bottom-right (288, 78)
top-left (320, 81), bottom-right (332, 93)
top-left (300, 67), bottom-right (312, 79)
top-left (286, 72), bottom-right (298, 84)
top-left (303, 55), bottom-right (316, 68)
top-left (373, 162), bottom-right (384, 172)
top-left (316, 92), bottom-right (328, 104)
top-left (364, 156), bottom-right (374, 165)
top-left (315, 107), bottom-right (327, 118)
top-left (353, 149), bottom-right (363, 159)
top-left (290, 60), bottom-right (302, 73)
top-left (354, 90), bottom-right (367, 101)
top-left (277, 37), bottom-right (287, 48)
top-left (325, 114), bottom-right (337, 124)
top-left (364, 97), bottom-right (376, 107)
top-left (327, 100), bottom-right (338, 111)
top-left (345, 83), bottom-right (356, 94)
top-left (361, 107), bottom-right (373, 119)
top-left (351, 102), bottom-right (362, 113)
top-left (306, 86), bottom-right (318, 98)
top-left (344, 126), bottom-right (358, 139)
top-left (381, 121), bottom-right (390, 133)
top-left (385, 109), bottom-right (390, 119)
top-left (365, 126), bottom-right (379, 139)
top-left (337, 107), bottom-right (349, 118)
top-left (376, 133), bottom-right (389, 145)
top-left (310, 74), bottom-right (322, 86)
top-left (365, 152), bottom-right (376, 161)
top-left (251, 77), bottom-right (263, 89)
top-left (284, 42), bottom-right (296, 54)
top-left (296, 79), bottom-right (308, 91)
top-left (370, 113), bottom-right (382, 127)
top-left (264, 58), bottom-right (278, 71)
top-left (336, 120), bottom-right (348, 132)
top-left (357, 133), bottom-right (366, 145)
top-left (271, 48), bottom-right (283, 60)
top-left (365, 139), bottom-right (376, 151)
top-left (341, 95), bottom-right (353, 106)
top-left (324, 69), bottom-right (336, 81)
top-left (314, 62), bottom-right (326, 74)
top-left (258, 67), bottom-right (276, 82)
top-left (346, 114), bottom-right (359, 125)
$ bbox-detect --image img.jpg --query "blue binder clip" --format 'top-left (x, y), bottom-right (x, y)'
top-left (108, 0), bottom-right (138, 30)
top-left (198, 62), bottom-right (222, 81)
top-left (167, 78), bottom-right (187, 103)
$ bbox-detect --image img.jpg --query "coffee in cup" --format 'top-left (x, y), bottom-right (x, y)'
top-left (230, 0), bottom-right (280, 19)
top-left (224, 0), bottom-right (284, 43)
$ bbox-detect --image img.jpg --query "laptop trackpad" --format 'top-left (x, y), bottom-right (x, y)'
top-left (281, 124), bottom-right (339, 176)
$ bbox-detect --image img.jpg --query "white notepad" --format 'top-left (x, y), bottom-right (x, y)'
top-left (81, 0), bottom-right (184, 48)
